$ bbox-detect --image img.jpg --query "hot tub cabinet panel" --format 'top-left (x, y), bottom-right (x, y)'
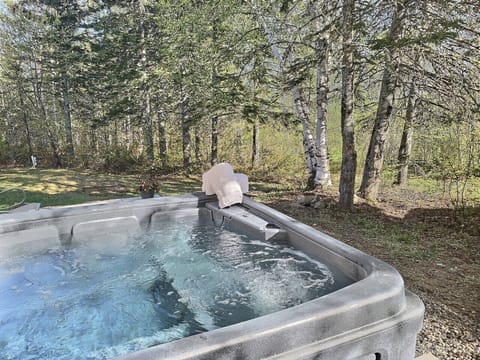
top-left (0, 194), bottom-right (424, 360)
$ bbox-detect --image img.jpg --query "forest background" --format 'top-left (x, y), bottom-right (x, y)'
top-left (0, 0), bottom-right (479, 210)
top-left (0, 1), bottom-right (479, 358)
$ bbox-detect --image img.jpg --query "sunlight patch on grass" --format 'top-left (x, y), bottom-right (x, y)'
top-left (0, 168), bottom-right (206, 207)
top-left (24, 182), bottom-right (77, 194)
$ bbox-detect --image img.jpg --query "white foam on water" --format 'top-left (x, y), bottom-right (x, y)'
top-left (0, 214), bottom-right (349, 360)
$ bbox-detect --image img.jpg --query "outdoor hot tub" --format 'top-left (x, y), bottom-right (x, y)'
top-left (0, 194), bottom-right (424, 360)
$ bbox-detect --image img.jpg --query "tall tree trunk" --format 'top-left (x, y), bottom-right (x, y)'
top-left (339, 0), bottom-right (357, 210)
top-left (395, 81), bottom-right (416, 186)
top-left (1, 90), bottom-right (16, 163)
top-left (103, 127), bottom-right (110, 151)
top-left (43, 102), bottom-right (62, 168)
top-left (113, 119), bottom-right (118, 148)
top-left (17, 83), bottom-right (33, 156)
top-left (314, 32), bottom-right (332, 189)
top-left (34, 63), bottom-right (61, 167)
top-left (234, 127), bottom-right (245, 162)
top-left (251, 118), bottom-right (260, 167)
top-left (210, 71), bottom-right (219, 166)
top-left (181, 86), bottom-right (191, 168)
top-left (210, 17), bottom-right (219, 167)
top-left (292, 86), bottom-right (317, 189)
top-left (308, 0), bottom-right (332, 189)
top-left (211, 115), bottom-right (218, 166)
top-left (61, 73), bottom-right (74, 162)
top-left (157, 109), bottom-right (168, 167)
top-left (91, 127), bottom-right (98, 156)
top-left (124, 116), bottom-right (131, 149)
top-left (194, 125), bottom-right (202, 163)
top-left (359, 1), bottom-right (405, 200)
top-left (144, 91), bottom-right (154, 161)
top-left (140, 1), bottom-right (154, 161)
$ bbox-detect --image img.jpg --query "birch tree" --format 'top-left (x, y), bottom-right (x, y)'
top-left (247, 0), bottom-right (322, 189)
top-left (309, 0), bottom-right (333, 189)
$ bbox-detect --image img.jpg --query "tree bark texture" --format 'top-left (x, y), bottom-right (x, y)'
top-left (157, 109), bottom-right (168, 167)
top-left (359, 1), bottom-right (406, 200)
top-left (61, 73), bottom-right (74, 161)
top-left (211, 17), bottom-right (219, 167)
top-left (34, 64), bottom-right (62, 167)
top-left (314, 33), bottom-right (332, 189)
top-left (251, 118), bottom-right (260, 167)
top-left (124, 115), bottom-right (132, 150)
top-left (211, 115), bottom-right (218, 166)
top-left (144, 91), bottom-right (154, 161)
top-left (181, 86), bottom-right (191, 168)
top-left (113, 119), bottom-right (119, 148)
top-left (293, 86), bottom-right (317, 189)
top-left (18, 83), bottom-right (33, 156)
top-left (339, 0), bottom-right (357, 210)
top-left (140, 6), bottom-right (154, 161)
top-left (194, 125), bottom-right (202, 162)
top-left (396, 81), bottom-right (416, 186)
top-left (1, 90), bottom-right (16, 162)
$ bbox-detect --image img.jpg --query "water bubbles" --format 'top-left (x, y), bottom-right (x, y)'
top-left (0, 214), bottom-right (351, 360)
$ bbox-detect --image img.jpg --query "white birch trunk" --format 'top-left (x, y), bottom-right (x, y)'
top-left (311, 5), bottom-right (332, 189)
top-left (248, 0), bottom-right (317, 187)
top-left (292, 86), bottom-right (317, 187)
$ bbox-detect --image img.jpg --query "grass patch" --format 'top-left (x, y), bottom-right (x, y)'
top-left (392, 232), bottom-right (416, 244)
top-left (0, 168), bottom-right (204, 208)
top-left (0, 188), bottom-right (26, 211)
top-left (0, 168), bottom-right (304, 209)
top-left (390, 243), bottom-right (437, 260)
top-left (351, 217), bottom-right (382, 232)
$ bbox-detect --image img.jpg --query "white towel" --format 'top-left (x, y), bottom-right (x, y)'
top-left (202, 163), bottom-right (245, 208)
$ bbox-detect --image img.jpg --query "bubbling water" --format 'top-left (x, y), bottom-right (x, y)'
top-left (0, 215), bottom-right (351, 359)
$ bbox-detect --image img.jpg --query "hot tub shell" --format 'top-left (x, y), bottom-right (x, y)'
top-left (0, 194), bottom-right (424, 360)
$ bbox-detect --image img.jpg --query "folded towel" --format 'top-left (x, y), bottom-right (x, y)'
top-left (202, 163), bottom-right (246, 208)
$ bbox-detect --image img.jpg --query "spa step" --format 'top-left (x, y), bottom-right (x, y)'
top-left (205, 202), bottom-right (287, 242)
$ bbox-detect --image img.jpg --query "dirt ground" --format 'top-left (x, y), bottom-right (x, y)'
top-left (250, 185), bottom-right (479, 359)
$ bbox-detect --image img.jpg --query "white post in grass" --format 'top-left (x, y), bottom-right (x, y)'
top-left (31, 155), bottom-right (37, 169)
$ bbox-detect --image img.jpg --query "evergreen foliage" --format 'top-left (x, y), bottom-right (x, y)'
top-left (0, 0), bottom-right (478, 206)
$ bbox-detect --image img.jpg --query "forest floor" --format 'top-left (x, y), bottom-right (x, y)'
top-left (1, 168), bottom-right (479, 359)
top-left (249, 182), bottom-right (479, 360)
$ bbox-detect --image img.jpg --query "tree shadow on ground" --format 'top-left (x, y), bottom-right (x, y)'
top-left (404, 206), bottom-right (480, 236)
top-left (22, 190), bottom-right (134, 207)
top-left (159, 176), bottom-right (202, 195)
